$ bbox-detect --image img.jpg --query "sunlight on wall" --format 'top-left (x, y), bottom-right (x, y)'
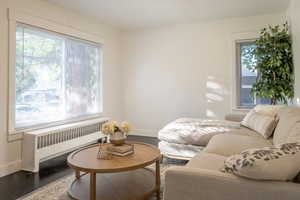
top-left (205, 76), bottom-right (230, 118)
top-left (206, 80), bottom-right (221, 90)
top-left (205, 77), bottom-right (225, 102)
top-left (206, 76), bottom-right (229, 96)
top-left (205, 93), bottom-right (223, 102)
top-left (206, 109), bottom-right (216, 118)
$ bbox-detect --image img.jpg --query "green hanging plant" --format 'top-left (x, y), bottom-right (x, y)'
top-left (249, 23), bottom-right (294, 105)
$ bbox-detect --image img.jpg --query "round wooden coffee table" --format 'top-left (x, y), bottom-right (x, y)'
top-left (67, 142), bottom-right (162, 200)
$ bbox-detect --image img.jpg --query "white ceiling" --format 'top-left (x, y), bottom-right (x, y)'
top-left (47, 0), bottom-right (290, 30)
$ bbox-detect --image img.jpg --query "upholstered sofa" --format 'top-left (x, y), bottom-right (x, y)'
top-left (162, 106), bottom-right (300, 200)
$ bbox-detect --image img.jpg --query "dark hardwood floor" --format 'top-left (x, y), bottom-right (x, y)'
top-left (0, 135), bottom-right (158, 200)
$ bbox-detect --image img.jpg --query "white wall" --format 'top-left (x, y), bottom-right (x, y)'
top-left (0, 0), bottom-right (122, 176)
top-left (288, 0), bottom-right (300, 103)
top-left (121, 14), bottom-right (287, 137)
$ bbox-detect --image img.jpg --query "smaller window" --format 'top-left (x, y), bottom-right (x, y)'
top-left (236, 40), bottom-right (270, 108)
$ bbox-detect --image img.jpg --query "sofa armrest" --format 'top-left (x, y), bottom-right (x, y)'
top-left (164, 166), bottom-right (300, 200)
top-left (225, 113), bottom-right (245, 122)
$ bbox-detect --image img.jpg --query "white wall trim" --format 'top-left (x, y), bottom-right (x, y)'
top-left (8, 132), bottom-right (24, 142)
top-left (8, 8), bottom-right (104, 44)
top-left (0, 159), bottom-right (21, 177)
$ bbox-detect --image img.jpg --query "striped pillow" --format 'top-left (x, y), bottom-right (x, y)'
top-left (241, 109), bottom-right (277, 139)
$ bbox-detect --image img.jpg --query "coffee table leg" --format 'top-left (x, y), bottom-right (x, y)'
top-left (75, 170), bottom-right (80, 179)
top-left (90, 172), bottom-right (96, 200)
top-left (160, 154), bottom-right (164, 164)
top-left (156, 159), bottom-right (161, 200)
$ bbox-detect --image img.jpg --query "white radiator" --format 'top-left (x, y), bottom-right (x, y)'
top-left (22, 118), bottom-right (108, 172)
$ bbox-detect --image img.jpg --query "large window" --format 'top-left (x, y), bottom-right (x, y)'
top-left (14, 23), bottom-right (102, 129)
top-left (236, 40), bottom-right (270, 108)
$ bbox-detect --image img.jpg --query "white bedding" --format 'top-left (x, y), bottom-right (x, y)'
top-left (158, 118), bottom-right (241, 146)
top-left (159, 141), bottom-right (204, 158)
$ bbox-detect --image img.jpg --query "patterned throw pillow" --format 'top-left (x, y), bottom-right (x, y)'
top-left (222, 143), bottom-right (300, 181)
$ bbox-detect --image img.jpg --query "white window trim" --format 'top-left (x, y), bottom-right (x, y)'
top-left (230, 31), bottom-right (259, 113)
top-left (7, 8), bottom-right (104, 137)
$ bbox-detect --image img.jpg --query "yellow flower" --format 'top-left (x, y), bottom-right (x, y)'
top-left (109, 121), bottom-right (118, 133)
top-left (121, 121), bottom-right (132, 134)
top-left (101, 123), bottom-right (111, 135)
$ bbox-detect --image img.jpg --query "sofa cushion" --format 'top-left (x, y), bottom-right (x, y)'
top-left (225, 126), bottom-right (263, 137)
top-left (273, 107), bottom-right (300, 145)
top-left (241, 109), bottom-right (277, 139)
top-left (158, 118), bottom-right (241, 146)
top-left (225, 113), bottom-right (246, 122)
top-left (204, 134), bottom-right (273, 157)
top-left (222, 142), bottom-right (300, 181)
top-left (187, 152), bottom-right (226, 171)
top-left (254, 105), bottom-right (284, 118)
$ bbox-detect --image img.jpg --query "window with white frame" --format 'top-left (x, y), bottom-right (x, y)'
top-left (236, 40), bottom-right (270, 108)
top-left (13, 23), bottom-right (102, 129)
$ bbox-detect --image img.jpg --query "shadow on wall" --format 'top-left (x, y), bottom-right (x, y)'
top-left (205, 76), bottom-right (229, 119)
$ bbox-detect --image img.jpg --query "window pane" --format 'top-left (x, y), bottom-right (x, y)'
top-left (15, 24), bottom-right (101, 128)
top-left (239, 42), bottom-right (257, 107)
top-left (237, 42), bottom-right (271, 107)
top-left (64, 38), bottom-right (101, 118)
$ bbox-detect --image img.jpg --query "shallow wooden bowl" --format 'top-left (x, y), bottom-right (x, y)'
top-left (110, 138), bottom-right (126, 145)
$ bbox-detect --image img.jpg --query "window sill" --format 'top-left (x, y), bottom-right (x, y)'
top-left (231, 107), bottom-right (251, 114)
top-left (8, 132), bottom-right (24, 142)
top-left (8, 116), bottom-right (109, 142)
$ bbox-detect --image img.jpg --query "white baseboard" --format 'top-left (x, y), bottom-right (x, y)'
top-left (0, 160), bottom-right (22, 177)
top-left (131, 129), bottom-right (158, 138)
